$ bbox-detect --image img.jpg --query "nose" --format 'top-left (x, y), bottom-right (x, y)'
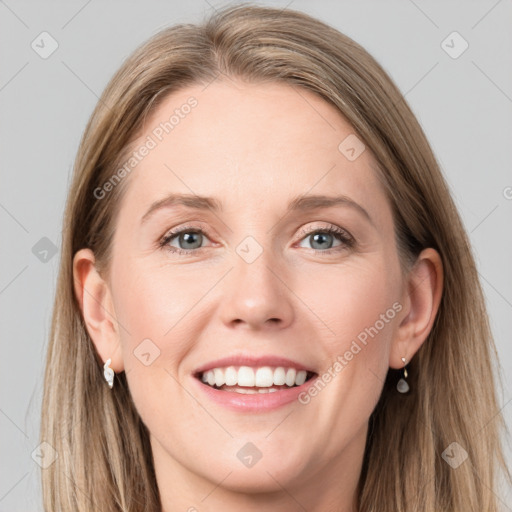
top-left (218, 248), bottom-right (295, 331)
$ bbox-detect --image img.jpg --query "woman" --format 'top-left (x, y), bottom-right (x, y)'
top-left (40, 4), bottom-right (510, 511)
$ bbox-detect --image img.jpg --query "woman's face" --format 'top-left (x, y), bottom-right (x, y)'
top-left (94, 80), bottom-right (410, 505)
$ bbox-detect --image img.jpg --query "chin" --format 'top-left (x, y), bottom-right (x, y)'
top-left (196, 449), bottom-right (310, 494)
top-left (210, 465), bottom-right (305, 494)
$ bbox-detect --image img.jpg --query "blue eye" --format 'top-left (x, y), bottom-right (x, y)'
top-left (159, 226), bottom-right (210, 255)
top-left (159, 224), bottom-right (354, 256)
top-left (296, 225), bottom-right (354, 253)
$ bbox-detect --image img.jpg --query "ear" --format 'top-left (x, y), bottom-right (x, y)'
top-left (389, 247), bottom-right (444, 369)
top-left (73, 248), bottom-right (124, 372)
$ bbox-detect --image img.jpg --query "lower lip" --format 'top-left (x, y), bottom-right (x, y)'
top-left (192, 375), bottom-right (318, 412)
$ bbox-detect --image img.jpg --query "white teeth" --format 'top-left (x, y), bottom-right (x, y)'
top-left (235, 387), bottom-right (257, 394)
top-left (223, 387), bottom-right (280, 394)
top-left (214, 368), bottom-right (225, 387)
top-left (255, 366), bottom-right (274, 387)
top-left (237, 366), bottom-right (255, 387)
top-left (225, 366), bottom-right (238, 386)
top-left (273, 367), bottom-right (286, 385)
top-left (295, 370), bottom-right (307, 386)
top-left (258, 387), bottom-right (278, 393)
top-left (200, 365), bottom-right (312, 388)
top-left (285, 368), bottom-right (296, 386)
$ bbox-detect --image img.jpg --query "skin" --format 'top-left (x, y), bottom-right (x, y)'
top-left (73, 79), bottom-right (443, 512)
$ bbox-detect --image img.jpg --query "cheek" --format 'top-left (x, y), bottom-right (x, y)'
top-left (112, 260), bottom-right (208, 378)
top-left (113, 263), bottom-right (204, 433)
top-left (114, 257), bottom-right (208, 335)
top-left (298, 256), bottom-right (399, 352)
top-left (292, 260), bottom-right (399, 440)
top-left (114, 250), bottom-right (400, 374)
top-left (294, 255), bottom-right (400, 415)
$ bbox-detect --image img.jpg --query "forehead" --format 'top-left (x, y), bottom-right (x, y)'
top-left (118, 80), bottom-right (390, 226)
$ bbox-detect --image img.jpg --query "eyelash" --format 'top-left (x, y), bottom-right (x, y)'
top-left (159, 224), bottom-right (355, 256)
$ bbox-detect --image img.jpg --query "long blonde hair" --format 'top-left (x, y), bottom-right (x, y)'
top-left (40, 3), bottom-right (510, 510)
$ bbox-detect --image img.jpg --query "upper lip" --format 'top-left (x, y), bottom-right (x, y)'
top-left (193, 354), bottom-right (317, 376)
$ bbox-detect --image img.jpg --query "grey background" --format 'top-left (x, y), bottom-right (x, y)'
top-left (1, 0), bottom-right (511, 510)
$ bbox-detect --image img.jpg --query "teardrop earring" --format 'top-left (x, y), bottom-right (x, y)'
top-left (103, 358), bottom-right (115, 389)
top-left (396, 356), bottom-right (409, 393)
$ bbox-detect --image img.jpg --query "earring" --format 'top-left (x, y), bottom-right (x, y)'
top-left (103, 358), bottom-right (115, 389)
top-left (396, 356), bottom-right (409, 393)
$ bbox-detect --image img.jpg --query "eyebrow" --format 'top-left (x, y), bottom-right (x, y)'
top-left (140, 193), bottom-right (373, 225)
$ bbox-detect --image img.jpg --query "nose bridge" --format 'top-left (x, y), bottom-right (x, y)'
top-left (218, 234), bottom-right (294, 329)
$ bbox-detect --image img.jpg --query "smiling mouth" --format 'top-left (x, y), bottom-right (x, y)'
top-left (194, 366), bottom-right (318, 394)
